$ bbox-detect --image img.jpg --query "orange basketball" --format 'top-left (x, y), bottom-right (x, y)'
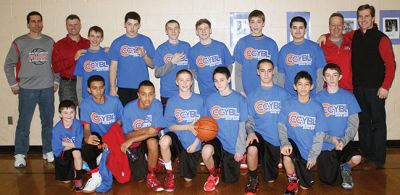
top-left (194, 116), bottom-right (218, 142)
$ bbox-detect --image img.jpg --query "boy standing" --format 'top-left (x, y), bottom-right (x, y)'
top-left (202, 67), bottom-right (247, 192)
top-left (109, 11), bottom-right (155, 106)
top-left (74, 26), bottom-right (110, 104)
top-left (79, 75), bottom-right (123, 193)
top-left (244, 59), bottom-right (290, 194)
top-left (153, 20), bottom-right (191, 109)
top-left (277, 17), bottom-right (326, 96)
top-left (159, 69), bottom-right (203, 192)
top-left (189, 19), bottom-right (234, 98)
top-left (120, 81), bottom-right (166, 192)
top-left (278, 71), bottom-right (326, 194)
top-left (52, 100), bottom-right (84, 191)
top-left (233, 10), bottom-right (279, 96)
top-left (315, 63), bottom-right (361, 189)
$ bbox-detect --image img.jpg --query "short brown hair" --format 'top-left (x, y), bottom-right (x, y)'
top-left (88, 26), bottom-right (104, 38)
top-left (195, 19), bottom-right (211, 29)
top-left (248, 10), bottom-right (265, 22)
top-left (329, 12), bottom-right (344, 24)
top-left (357, 4), bottom-right (375, 17)
top-left (165, 19), bottom-right (180, 30)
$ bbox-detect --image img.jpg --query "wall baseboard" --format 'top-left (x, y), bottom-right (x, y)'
top-left (0, 140), bottom-right (399, 154)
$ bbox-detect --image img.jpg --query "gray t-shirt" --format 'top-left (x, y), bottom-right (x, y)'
top-left (4, 34), bottom-right (59, 89)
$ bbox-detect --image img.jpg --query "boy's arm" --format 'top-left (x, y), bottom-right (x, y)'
top-left (109, 60), bottom-right (118, 96)
top-left (125, 126), bottom-right (159, 142)
top-left (245, 115), bottom-right (255, 134)
top-left (234, 61), bottom-right (245, 94)
top-left (316, 68), bottom-right (324, 92)
top-left (235, 121), bottom-right (247, 155)
top-left (278, 122), bottom-right (291, 147)
top-left (187, 138), bottom-right (200, 153)
top-left (339, 114), bottom-right (359, 146)
top-left (154, 61), bottom-right (176, 78)
top-left (143, 54), bottom-right (153, 69)
top-left (307, 131), bottom-right (325, 165)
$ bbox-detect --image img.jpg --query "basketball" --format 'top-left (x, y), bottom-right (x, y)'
top-left (194, 116), bottom-right (218, 141)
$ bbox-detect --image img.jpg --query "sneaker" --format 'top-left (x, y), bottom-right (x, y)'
top-left (14, 154), bottom-right (26, 168)
top-left (146, 173), bottom-right (164, 192)
top-left (284, 179), bottom-right (299, 195)
top-left (73, 179), bottom-right (83, 192)
top-left (163, 171), bottom-right (175, 192)
top-left (203, 174), bottom-right (219, 192)
top-left (82, 172), bottom-right (102, 193)
top-left (43, 152), bottom-right (54, 163)
top-left (245, 176), bottom-right (259, 195)
top-left (341, 165), bottom-right (354, 190)
top-left (240, 154), bottom-right (248, 169)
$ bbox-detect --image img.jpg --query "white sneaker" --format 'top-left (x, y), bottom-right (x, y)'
top-left (14, 154), bottom-right (26, 168)
top-left (83, 172), bottom-right (102, 193)
top-left (43, 152), bottom-right (54, 163)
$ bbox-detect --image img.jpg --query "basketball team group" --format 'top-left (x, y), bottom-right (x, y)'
top-left (3, 3), bottom-right (396, 195)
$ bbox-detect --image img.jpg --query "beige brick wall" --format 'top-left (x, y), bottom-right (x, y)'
top-left (0, 0), bottom-right (399, 145)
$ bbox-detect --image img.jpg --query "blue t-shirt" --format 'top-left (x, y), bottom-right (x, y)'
top-left (109, 34), bottom-right (155, 89)
top-left (315, 88), bottom-right (361, 151)
top-left (205, 91), bottom-right (248, 154)
top-left (247, 85), bottom-right (290, 146)
top-left (164, 93), bottom-right (204, 151)
top-left (189, 39), bottom-right (234, 98)
top-left (52, 119), bottom-right (83, 157)
top-left (74, 48), bottom-right (110, 99)
top-left (153, 40), bottom-right (191, 98)
top-left (233, 35), bottom-right (279, 95)
top-left (80, 95), bottom-right (123, 137)
top-left (277, 39), bottom-right (327, 96)
top-left (278, 97), bottom-right (327, 160)
top-left (122, 99), bottom-right (166, 147)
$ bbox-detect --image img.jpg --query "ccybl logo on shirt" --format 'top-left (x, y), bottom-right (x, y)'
top-left (285, 53), bottom-right (312, 66)
top-left (244, 48), bottom-right (271, 60)
top-left (62, 137), bottom-right (76, 143)
top-left (91, 112), bottom-right (116, 125)
top-left (174, 109), bottom-right (200, 123)
top-left (322, 103), bottom-right (348, 117)
top-left (132, 118), bottom-right (152, 130)
top-left (254, 100), bottom-right (281, 115)
top-left (210, 105), bottom-right (239, 120)
top-left (196, 55), bottom-right (222, 68)
top-left (84, 60), bottom-right (109, 72)
top-left (120, 45), bottom-right (140, 57)
top-left (288, 112), bottom-right (316, 130)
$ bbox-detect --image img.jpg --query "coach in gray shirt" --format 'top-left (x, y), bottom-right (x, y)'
top-left (4, 11), bottom-right (60, 168)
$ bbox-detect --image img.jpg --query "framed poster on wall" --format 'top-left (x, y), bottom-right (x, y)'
top-left (380, 10), bottom-right (400, 44)
top-left (230, 12), bottom-right (250, 47)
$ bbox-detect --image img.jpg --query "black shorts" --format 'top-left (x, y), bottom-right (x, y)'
top-left (286, 139), bottom-right (313, 188)
top-left (165, 132), bottom-right (200, 179)
top-left (203, 138), bottom-right (240, 183)
top-left (55, 149), bottom-right (80, 181)
top-left (82, 132), bottom-right (102, 170)
top-left (317, 141), bottom-right (361, 185)
top-left (127, 136), bottom-right (158, 181)
top-left (247, 132), bottom-right (281, 181)
top-left (117, 87), bottom-right (138, 106)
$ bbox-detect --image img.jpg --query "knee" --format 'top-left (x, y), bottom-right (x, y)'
top-left (201, 145), bottom-right (214, 160)
top-left (72, 150), bottom-right (82, 160)
top-left (147, 138), bottom-right (159, 152)
top-left (351, 155), bottom-right (362, 165)
top-left (159, 136), bottom-right (171, 149)
top-left (247, 146), bottom-right (258, 157)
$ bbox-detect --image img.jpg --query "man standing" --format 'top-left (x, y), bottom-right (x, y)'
top-left (4, 11), bottom-right (60, 167)
top-left (352, 4), bottom-right (396, 170)
top-left (53, 14), bottom-right (90, 105)
top-left (320, 13), bottom-right (353, 92)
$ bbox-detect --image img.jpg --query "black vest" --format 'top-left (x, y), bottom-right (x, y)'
top-left (351, 27), bottom-right (386, 88)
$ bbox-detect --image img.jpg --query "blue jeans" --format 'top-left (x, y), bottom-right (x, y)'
top-left (15, 87), bottom-right (54, 155)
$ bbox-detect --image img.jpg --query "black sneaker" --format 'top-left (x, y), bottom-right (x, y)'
top-left (284, 179), bottom-right (299, 195)
top-left (341, 164), bottom-right (354, 190)
top-left (245, 176), bottom-right (259, 195)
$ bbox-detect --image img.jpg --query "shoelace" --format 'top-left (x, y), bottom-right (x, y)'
top-left (246, 179), bottom-right (258, 192)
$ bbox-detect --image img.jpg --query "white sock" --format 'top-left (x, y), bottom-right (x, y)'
top-left (164, 161), bottom-right (172, 171)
